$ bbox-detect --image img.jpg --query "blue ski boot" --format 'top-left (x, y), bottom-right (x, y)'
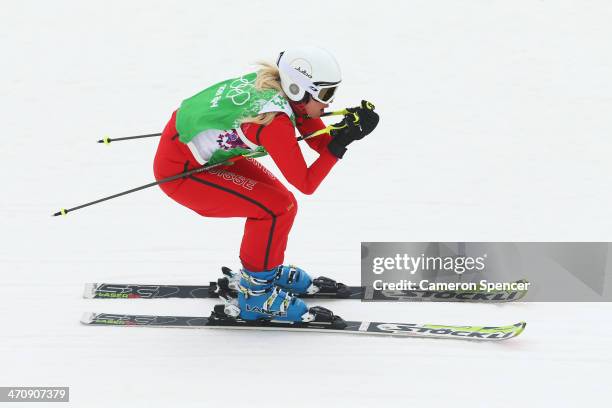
top-left (236, 268), bottom-right (311, 322)
top-left (217, 266), bottom-right (352, 298)
top-left (273, 265), bottom-right (317, 295)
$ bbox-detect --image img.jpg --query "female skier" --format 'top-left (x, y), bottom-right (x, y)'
top-left (153, 46), bottom-right (379, 323)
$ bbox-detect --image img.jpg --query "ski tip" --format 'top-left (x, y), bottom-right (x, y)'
top-left (514, 321), bottom-right (527, 337)
top-left (495, 321), bottom-right (527, 340)
top-left (80, 312), bottom-right (97, 325)
top-left (83, 283), bottom-right (98, 299)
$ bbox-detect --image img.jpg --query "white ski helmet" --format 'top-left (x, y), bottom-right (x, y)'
top-left (276, 46), bottom-right (341, 104)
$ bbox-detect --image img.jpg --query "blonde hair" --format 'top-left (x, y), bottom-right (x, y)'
top-left (239, 62), bottom-right (286, 126)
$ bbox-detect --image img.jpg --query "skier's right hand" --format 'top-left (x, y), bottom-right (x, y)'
top-left (327, 101), bottom-right (379, 159)
top-left (346, 100), bottom-right (379, 139)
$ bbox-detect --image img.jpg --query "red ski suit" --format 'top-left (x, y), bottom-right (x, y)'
top-left (153, 111), bottom-right (338, 272)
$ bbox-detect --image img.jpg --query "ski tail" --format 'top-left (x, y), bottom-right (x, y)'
top-left (82, 283), bottom-right (99, 299)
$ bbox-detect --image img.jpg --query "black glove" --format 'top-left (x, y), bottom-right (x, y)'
top-left (346, 100), bottom-right (379, 138)
top-left (327, 100), bottom-right (379, 159)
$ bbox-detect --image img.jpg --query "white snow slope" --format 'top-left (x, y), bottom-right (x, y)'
top-left (1, 1), bottom-right (612, 407)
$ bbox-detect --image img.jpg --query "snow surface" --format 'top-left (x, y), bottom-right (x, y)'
top-left (2, 1), bottom-right (612, 406)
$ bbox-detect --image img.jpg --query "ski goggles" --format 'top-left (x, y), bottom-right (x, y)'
top-left (310, 83), bottom-right (339, 104)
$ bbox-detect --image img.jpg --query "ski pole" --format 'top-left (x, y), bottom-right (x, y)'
top-left (52, 117), bottom-right (357, 217)
top-left (96, 110), bottom-right (349, 145)
top-left (98, 133), bottom-right (162, 144)
top-left (320, 109), bottom-right (348, 118)
top-left (51, 150), bottom-right (267, 217)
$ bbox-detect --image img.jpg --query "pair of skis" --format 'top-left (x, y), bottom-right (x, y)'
top-left (81, 268), bottom-right (528, 341)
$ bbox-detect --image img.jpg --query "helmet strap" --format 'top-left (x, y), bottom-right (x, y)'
top-left (289, 96), bottom-right (310, 120)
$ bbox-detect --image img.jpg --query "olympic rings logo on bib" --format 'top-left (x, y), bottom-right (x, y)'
top-left (226, 76), bottom-right (255, 106)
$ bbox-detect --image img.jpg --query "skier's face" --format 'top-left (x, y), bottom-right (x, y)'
top-left (304, 98), bottom-right (329, 118)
